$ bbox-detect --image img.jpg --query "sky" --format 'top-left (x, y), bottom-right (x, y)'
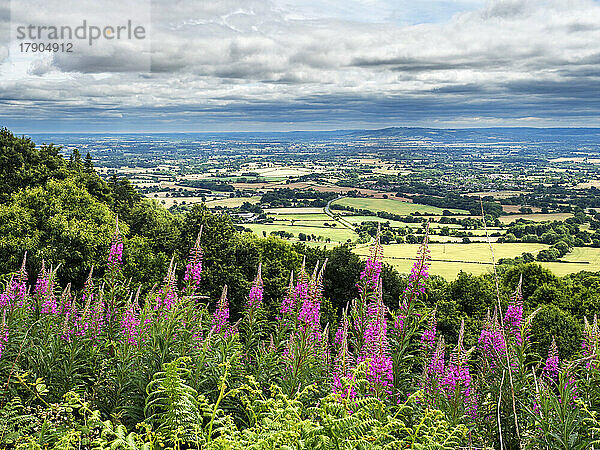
top-left (1, 0), bottom-right (600, 132)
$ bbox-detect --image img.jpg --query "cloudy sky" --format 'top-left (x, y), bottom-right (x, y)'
top-left (1, 0), bottom-right (600, 132)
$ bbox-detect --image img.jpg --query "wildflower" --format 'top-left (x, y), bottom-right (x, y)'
top-left (421, 309), bottom-right (437, 353)
top-left (295, 258), bottom-right (310, 308)
top-left (247, 263), bottom-right (263, 309)
top-left (357, 225), bottom-right (383, 294)
top-left (333, 311), bottom-right (354, 394)
top-left (582, 315), bottom-right (599, 370)
top-left (402, 224), bottom-right (431, 309)
top-left (0, 310), bottom-right (8, 359)
top-left (60, 287), bottom-right (79, 342)
top-left (184, 227), bottom-right (203, 291)
top-left (211, 285), bottom-right (230, 335)
top-left (107, 217), bottom-right (123, 274)
top-left (543, 338), bottom-right (559, 380)
top-left (427, 338), bottom-right (446, 381)
top-left (298, 260), bottom-right (326, 334)
top-left (155, 258), bottom-right (178, 311)
top-left (279, 271), bottom-right (296, 326)
top-left (439, 320), bottom-right (477, 418)
top-left (359, 279), bottom-right (393, 394)
top-left (563, 376), bottom-right (579, 403)
top-left (122, 292), bottom-right (141, 346)
top-left (89, 291), bottom-right (105, 339)
top-left (504, 278), bottom-right (524, 345)
top-left (36, 263), bottom-right (58, 314)
top-left (0, 253), bottom-right (28, 310)
top-left (478, 309), bottom-right (506, 369)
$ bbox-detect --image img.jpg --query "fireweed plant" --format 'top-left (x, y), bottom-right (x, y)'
top-left (2, 222), bottom-right (600, 448)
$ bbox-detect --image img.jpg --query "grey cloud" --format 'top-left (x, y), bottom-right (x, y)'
top-left (2, 0), bottom-right (600, 130)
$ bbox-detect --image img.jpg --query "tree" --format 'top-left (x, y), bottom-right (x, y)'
top-left (0, 128), bottom-right (68, 202)
top-left (502, 263), bottom-right (559, 302)
top-left (84, 152), bottom-right (94, 172)
top-left (0, 178), bottom-right (119, 287)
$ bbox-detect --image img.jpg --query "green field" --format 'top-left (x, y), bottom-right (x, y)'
top-left (266, 207), bottom-right (325, 214)
top-left (244, 223), bottom-right (358, 243)
top-left (333, 198), bottom-right (469, 215)
top-left (499, 213), bottom-right (573, 224)
top-left (342, 215), bottom-right (411, 228)
top-left (354, 242), bottom-right (549, 279)
top-left (205, 196), bottom-right (261, 207)
top-left (540, 247), bottom-right (600, 275)
top-left (353, 242), bottom-right (600, 279)
top-left (269, 213), bottom-right (332, 221)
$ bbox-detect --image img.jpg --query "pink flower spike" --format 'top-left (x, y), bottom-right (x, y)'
top-left (212, 285), bottom-right (230, 335)
top-left (247, 263), bottom-right (264, 309)
top-left (107, 217), bottom-right (123, 274)
top-left (184, 226), bottom-right (203, 291)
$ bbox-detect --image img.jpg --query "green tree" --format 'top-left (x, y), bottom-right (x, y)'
top-left (0, 178), bottom-right (119, 287)
top-left (0, 128), bottom-right (68, 202)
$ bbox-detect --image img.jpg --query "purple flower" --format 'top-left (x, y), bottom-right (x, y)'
top-left (421, 309), bottom-right (437, 353)
top-left (427, 338), bottom-right (446, 380)
top-left (36, 263), bottom-right (58, 315)
top-left (0, 253), bottom-right (27, 310)
top-left (247, 263), bottom-right (263, 309)
top-left (121, 299), bottom-right (141, 345)
top-left (478, 310), bottom-right (506, 369)
top-left (107, 218), bottom-right (123, 274)
top-left (563, 376), bottom-right (579, 403)
top-left (89, 292), bottom-right (105, 339)
top-left (504, 279), bottom-right (524, 345)
top-left (359, 280), bottom-right (393, 394)
top-left (211, 285), bottom-right (230, 335)
top-left (155, 258), bottom-right (178, 311)
top-left (332, 311), bottom-right (356, 399)
top-left (582, 315), bottom-right (599, 370)
top-left (298, 260), bottom-right (326, 334)
top-left (0, 310), bottom-right (8, 359)
top-left (279, 271), bottom-right (297, 326)
top-left (543, 339), bottom-right (559, 380)
top-left (184, 228), bottom-right (203, 291)
top-left (402, 225), bottom-right (431, 308)
top-left (427, 320), bottom-right (478, 419)
top-left (357, 228), bottom-right (383, 294)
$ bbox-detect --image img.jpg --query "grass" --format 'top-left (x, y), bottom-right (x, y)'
top-left (205, 196), bottom-right (261, 207)
top-left (342, 215), bottom-right (409, 228)
top-left (499, 213), bottom-right (573, 224)
top-left (354, 242), bottom-right (549, 279)
top-left (332, 198), bottom-right (469, 216)
top-left (244, 223), bottom-right (358, 243)
top-left (353, 242), bottom-right (600, 279)
top-left (269, 213), bottom-right (332, 221)
top-left (266, 207), bottom-right (325, 214)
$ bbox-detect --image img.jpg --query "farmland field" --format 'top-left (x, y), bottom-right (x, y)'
top-left (499, 213), bottom-right (573, 224)
top-left (342, 215), bottom-right (416, 228)
top-left (244, 223), bottom-right (358, 243)
top-left (332, 198), bottom-right (469, 215)
top-left (539, 247), bottom-right (600, 275)
top-left (354, 242), bottom-right (550, 279)
top-left (205, 196), bottom-right (261, 207)
top-left (266, 207), bottom-right (326, 214)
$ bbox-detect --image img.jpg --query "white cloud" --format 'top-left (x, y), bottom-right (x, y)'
top-left (1, 0), bottom-right (600, 130)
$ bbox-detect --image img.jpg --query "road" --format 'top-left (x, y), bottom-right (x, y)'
top-left (324, 196), bottom-right (355, 231)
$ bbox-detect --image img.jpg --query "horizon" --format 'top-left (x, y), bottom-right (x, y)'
top-left (18, 125), bottom-right (600, 136)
